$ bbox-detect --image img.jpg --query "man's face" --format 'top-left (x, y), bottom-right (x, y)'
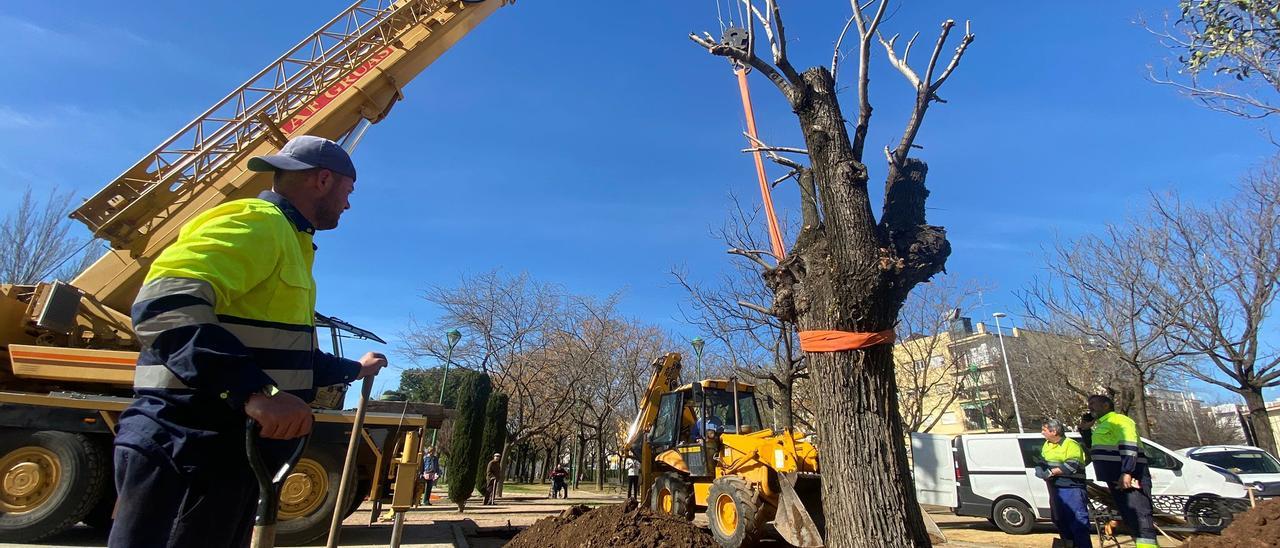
top-left (313, 170), bottom-right (354, 230)
top-left (1040, 424), bottom-right (1057, 442)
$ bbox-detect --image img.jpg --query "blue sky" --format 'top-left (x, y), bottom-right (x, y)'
top-left (1, 1), bottom-right (1275, 406)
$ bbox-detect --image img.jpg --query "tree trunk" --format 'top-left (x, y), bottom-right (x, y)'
top-left (781, 381), bottom-right (795, 432)
top-left (574, 434), bottom-right (586, 489)
top-left (1132, 374), bottom-right (1152, 438)
top-left (595, 432), bottom-right (607, 490)
top-left (1242, 389), bottom-right (1279, 455)
top-left (772, 68), bottom-right (937, 547)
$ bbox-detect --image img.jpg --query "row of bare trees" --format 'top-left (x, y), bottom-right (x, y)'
top-left (1021, 161), bottom-right (1280, 455)
top-left (399, 270), bottom-right (674, 490)
top-left (0, 186), bottom-right (98, 285)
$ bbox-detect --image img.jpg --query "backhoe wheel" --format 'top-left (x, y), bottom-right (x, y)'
top-left (706, 476), bottom-right (765, 548)
top-left (275, 445), bottom-right (355, 546)
top-left (0, 430), bottom-right (107, 543)
top-left (650, 472), bottom-right (693, 520)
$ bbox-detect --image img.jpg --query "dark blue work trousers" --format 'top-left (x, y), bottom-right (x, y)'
top-left (108, 445), bottom-right (258, 548)
top-left (1048, 482), bottom-right (1092, 547)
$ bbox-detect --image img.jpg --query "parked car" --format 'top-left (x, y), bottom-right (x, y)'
top-left (912, 432), bottom-right (1248, 535)
top-left (1177, 445), bottom-right (1280, 498)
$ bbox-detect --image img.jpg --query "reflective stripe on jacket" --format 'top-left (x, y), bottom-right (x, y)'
top-left (1088, 411), bottom-right (1148, 482)
top-left (1041, 437), bottom-right (1088, 486)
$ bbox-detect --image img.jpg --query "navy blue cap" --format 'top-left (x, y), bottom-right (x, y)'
top-left (247, 135), bottom-right (357, 180)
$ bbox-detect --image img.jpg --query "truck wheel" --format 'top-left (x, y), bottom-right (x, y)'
top-left (650, 472), bottom-right (693, 520)
top-left (0, 430), bottom-right (107, 542)
top-left (275, 445), bottom-right (355, 546)
top-left (991, 497), bottom-right (1035, 535)
top-left (81, 437), bottom-right (116, 531)
top-left (343, 476), bottom-right (371, 520)
top-left (706, 476), bottom-right (765, 548)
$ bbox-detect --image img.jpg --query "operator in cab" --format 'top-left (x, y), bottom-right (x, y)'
top-left (109, 135), bottom-right (387, 547)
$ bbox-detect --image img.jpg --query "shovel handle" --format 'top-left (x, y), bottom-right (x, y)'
top-left (326, 376), bottom-right (374, 548)
top-left (247, 418), bottom-right (308, 548)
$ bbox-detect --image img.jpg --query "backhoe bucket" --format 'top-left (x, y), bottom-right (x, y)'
top-left (775, 472), bottom-right (824, 547)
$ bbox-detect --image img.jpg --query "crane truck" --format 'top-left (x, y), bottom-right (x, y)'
top-left (0, 0), bottom-right (510, 543)
top-left (623, 353), bottom-right (826, 547)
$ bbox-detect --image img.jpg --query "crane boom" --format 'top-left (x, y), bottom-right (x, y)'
top-left (70, 0), bottom-right (504, 315)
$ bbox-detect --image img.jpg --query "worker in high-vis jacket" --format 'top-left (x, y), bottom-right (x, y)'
top-left (1080, 394), bottom-right (1158, 548)
top-left (109, 135), bottom-right (387, 547)
top-left (1037, 419), bottom-right (1091, 547)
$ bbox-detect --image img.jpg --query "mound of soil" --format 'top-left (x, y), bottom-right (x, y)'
top-left (505, 500), bottom-right (717, 548)
top-left (1183, 497), bottom-right (1280, 548)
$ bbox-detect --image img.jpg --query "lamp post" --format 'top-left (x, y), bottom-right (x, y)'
top-left (991, 313), bottom-right (1024, 433)
top-left (430, 329), bottom-right (462, 448)
top-left (691, 337), bottom-right (705, 380)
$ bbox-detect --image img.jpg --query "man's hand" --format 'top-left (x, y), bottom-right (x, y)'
top-left (245, 391), bottom-right (314, 439)
top-left (1121, 473), bottom-right (1135, 490)
top-left (1079, 417), bottom-right (1096, 430)
top-left (357, 351), bottom-right (388, 379)
top-left (1050, 467), bottom-right (1062, 477)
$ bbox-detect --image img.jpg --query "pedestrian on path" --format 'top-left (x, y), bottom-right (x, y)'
top-left (625, 457), bottom-right (640, 500)
top-left (421, 445), bottom-right (441, 505)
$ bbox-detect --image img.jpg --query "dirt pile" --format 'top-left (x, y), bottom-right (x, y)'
top-left (1183, 497), bottom-right (1280, 548)
top-left (505, 500), bottom-right (717, 548)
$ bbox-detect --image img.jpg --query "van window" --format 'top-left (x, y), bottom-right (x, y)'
top-left (1017, 438), bottom-right (1045, 467)
top-left (1142, 444), bottom-right (1175, 470)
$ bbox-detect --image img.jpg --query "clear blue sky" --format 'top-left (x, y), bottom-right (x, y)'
top-left (1, 2), bottom-right (1274, 406)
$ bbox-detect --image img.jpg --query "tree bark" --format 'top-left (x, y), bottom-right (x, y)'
top-left (766, 68), bottom-right (940, 547)
top-left (1242, 389), bottom-right (1279, 455)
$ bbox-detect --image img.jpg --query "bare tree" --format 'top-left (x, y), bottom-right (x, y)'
top-left (1148, 0), bottom-right (1280, 120)
top-left (1148, 162), bottom-right (1280, 455)
top-left (894, 276), bottom-right (987, 433)
top-left (675, 196), bottom-right (809, 431)
top-left (690, 1), bottom-right (975, 544)
top-left (0, 186), bottom-right (97, 284)
top-left (1148, 392), bottom-right (1245, 449)
top-left (1022, 222), bottom-right (1185, 438)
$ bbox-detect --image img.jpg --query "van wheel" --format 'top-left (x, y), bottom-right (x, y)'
top-left (992, 498), bottom-right (1035, 535)
top-left (1184, 495), bottom-right (1227, 532)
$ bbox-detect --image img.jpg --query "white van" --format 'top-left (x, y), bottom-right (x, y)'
top-left (911, 432), bottom-right (1249, 534)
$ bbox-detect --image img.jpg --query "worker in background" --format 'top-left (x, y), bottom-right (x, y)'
top-left (625, 456), bottom-right (640, 500)
top-left (1080, 395), bottom-right (1157, 548)
top-left (484, 453), bottom-right (503, 505)
top-left (421, 445), bottom-right (441, 505)
top-left (110, 135), bottom-right (387, 547)
top-left (1037, 419), bottom-right (1091, 548)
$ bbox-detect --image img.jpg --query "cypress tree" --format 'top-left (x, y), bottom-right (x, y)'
top-left (474, 392), bottom-right (510, 498)
top-left (446, 372), bottom-right (491, 511)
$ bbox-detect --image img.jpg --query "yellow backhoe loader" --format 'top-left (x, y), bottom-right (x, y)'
top-left (622, 353), bottom-right (824, 547)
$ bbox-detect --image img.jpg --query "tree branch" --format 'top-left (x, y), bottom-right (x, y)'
top-left (737, 300), bottom-right (775, 317)
top-left (728, 247), bottom-right (777, 270)
top-left (690, 33), bottom-right (798, 105)
top-left (850, 0), bottom-right (889, 161)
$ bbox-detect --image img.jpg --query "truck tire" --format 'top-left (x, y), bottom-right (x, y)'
top-left (706, 476), bottom-right (765, 548)
top-left (650, 472), bottom-right (693, 520)
top-left (0, 430), bottom-right (107, 542)
top-left (343, 476), bottom-right (371, 520)
top-left (275, 445), bottom-right (355, 546)
top-left (991, 497), bottom-right (1035, 535)
top-left (81, 437), bottom-right (116, 531)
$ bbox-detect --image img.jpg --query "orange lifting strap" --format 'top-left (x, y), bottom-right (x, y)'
top-left (799, 329), bottom-right (897, 352)
top-left (735, 66), bottom-right (787, 260)
top-left (734, 68), bottom-right (893, 353)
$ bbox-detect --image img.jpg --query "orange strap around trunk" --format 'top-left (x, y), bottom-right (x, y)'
top-left (798, 329), bottom-right (896, 352)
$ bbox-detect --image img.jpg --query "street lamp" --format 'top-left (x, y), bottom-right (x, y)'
top-left (991, 313), bottom-right (1024, 433)
top-left (691, 337), bottom-right (705, 380)
top-left (430, 329), bottom-right (463, 447)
